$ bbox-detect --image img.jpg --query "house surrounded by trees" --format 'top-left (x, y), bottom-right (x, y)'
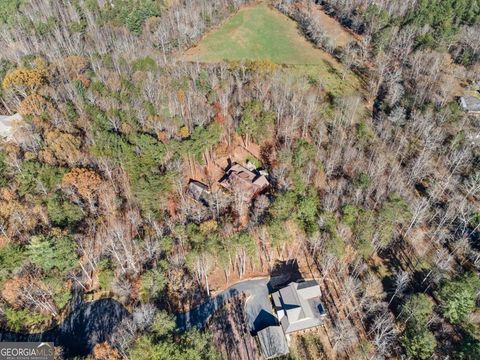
top-left (219, 162), bottom-right (270, 200)
top-left (272, 280), bottom-right (326, 334)
top-left (258, 280), bottom-right (327, 359)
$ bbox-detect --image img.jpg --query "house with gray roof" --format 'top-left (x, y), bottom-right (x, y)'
top-left (257, 325), bottom-right (289, 359)
top-left (459, 95), bottom-right (480, 114)
top-left (272, 280), bottom-right (326, 334)
top-left (187, 180), bottom-right (211, 206)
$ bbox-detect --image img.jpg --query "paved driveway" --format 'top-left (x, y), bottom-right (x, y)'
top-left (176, 277), bottom-right (273, 332)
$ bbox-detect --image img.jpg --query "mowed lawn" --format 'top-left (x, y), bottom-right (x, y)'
top-left (182, 3), bottom-right (331, 65)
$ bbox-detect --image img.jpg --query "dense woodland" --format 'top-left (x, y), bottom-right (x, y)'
top-left (0, 0), bottom-right (479, 359)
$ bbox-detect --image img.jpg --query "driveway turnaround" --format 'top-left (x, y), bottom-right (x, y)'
top-left (176, 277), bottom-right (273, 332)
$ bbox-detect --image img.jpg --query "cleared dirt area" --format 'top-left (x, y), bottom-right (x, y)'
top-left (313, 5), bottom-right (360, 48)
top-left (185, 134), bottom-right (262, 191)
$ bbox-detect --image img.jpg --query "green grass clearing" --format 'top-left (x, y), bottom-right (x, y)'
top-left (183, 3), bottom-right (333, 65)
top-left (181, 3), bottom-right (361, 96)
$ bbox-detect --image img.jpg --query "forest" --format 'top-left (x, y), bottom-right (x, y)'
top-left (0, 0), bottom-right (479, 359)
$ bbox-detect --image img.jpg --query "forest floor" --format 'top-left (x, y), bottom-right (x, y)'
top-left (207, 240), bottom-right (319, 296)
top-left (209, 296), bottom-right (262, 360)
top-left (308, 4), bottom-right (360, 47)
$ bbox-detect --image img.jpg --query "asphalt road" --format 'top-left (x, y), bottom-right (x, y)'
top-left (176, 277), bottom-right (274, 333)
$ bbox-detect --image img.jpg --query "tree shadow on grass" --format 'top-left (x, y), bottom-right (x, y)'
top-left (322, 59), bottom-right (342, 78)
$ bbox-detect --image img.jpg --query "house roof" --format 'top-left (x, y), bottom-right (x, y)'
top-left (257, 325), bottom-right (289, 359)
top-left (460, 95), bottom-right (480, 112)
top-left (272, 291), bottom-right (282, 309)
top-left (274, 281), bottom-right (325, 334)
top-left (219, 163), bottom-right (269, 197)
top-left (187, 180), bottom-right (210, 203)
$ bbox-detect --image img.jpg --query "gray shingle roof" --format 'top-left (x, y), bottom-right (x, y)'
top-left (187, 180), bottom-right (211, 204)
top-left (274, 281), bottom-right (325, 334)
top-left (257, 326), bottom-right (289, 359)
top-left (297, 279), bottom-right (319, 290)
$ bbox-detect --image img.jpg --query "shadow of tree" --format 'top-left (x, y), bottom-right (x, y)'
top-left (0, 298), bottom-right (130, 358)
top-left (268, 259), bottom-right (304, 292)
top-left (176, 288), bottom-right (240, 331)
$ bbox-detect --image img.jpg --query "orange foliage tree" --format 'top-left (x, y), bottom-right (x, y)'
top-left (62, 55), bottom-right (90, 87)
top-left (91, 342), bottom-right (121, 360)
top-left (41, 130), bottom-right (82, 166)
top-left (63, 55), bottom-right (89, 77)
top-left (1, 278), bottom-right (26, 308)
top-left (18, 94), bottom-right (52, 117)
top-left (3, 67), bottom-right (47, 91)
top-left (62, 168), bottom-right (102, 200)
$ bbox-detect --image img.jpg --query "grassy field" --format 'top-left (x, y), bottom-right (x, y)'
top-left (183, 3), bottom-right (331, 65)
top-left (181, 3), bottom-right (361, 96)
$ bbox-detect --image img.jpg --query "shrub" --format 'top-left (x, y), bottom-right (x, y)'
top-left (0, 151), bottom-right (8, 187)
top-left (97, 259), bottom-right (114, 292)
top-left (4, 307), bottom-right (49, 331)
top-left (18, 94), bottom-right (52, 117)
top-left (401, 327), bottom-right (437, 360)
top-left (132, 56), bottom-right (157, 72)
top-left (46, 195), bottom-right (84, 228)
top-left (27, 235), bottom-right (78, 272)
top-left (436, 272), bottom-right (480, 324)
top-left (3, 66), bottom-right (47, 90)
